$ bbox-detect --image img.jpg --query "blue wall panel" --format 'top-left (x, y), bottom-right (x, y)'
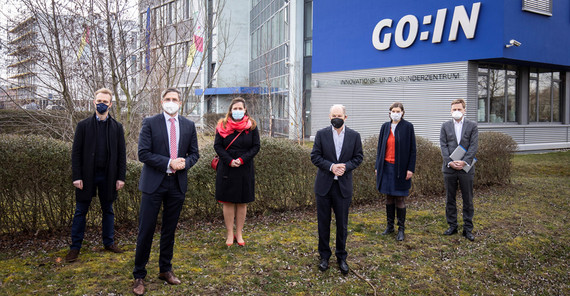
top-left (313, 0), bottom-right (570, 73)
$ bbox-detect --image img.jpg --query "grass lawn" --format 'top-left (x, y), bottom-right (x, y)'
top-left (0, 151), bottom-right (568, 295)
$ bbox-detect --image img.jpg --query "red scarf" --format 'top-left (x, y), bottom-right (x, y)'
top-left (216, 115), bottom-right (252, 138)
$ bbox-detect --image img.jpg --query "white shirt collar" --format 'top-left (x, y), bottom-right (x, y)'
top-left (331, 125), bottom-right (346, 135)
top-left (453, 117), bottom-right (465, 125)
top-left (164, 112), bottom-right (178, 121)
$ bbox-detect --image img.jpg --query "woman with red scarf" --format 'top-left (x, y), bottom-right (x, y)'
top-left (214, 97), bottom-right (260, 246)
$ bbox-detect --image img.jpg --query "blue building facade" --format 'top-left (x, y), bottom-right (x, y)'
top-left (311, 0), bottom-right (570, 150)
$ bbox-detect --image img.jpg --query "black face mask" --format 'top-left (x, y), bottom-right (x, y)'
top-left (331, 118), bottom-right (344, 129)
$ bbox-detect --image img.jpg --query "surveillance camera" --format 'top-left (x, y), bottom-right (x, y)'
top-left (506, 39), bottom-right (522, 48)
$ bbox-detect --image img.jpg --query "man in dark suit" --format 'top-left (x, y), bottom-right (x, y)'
top-left (132, 88), bottom-right (199, 295)
top-left (311, 104), bottom-right (363, 275)
top-left (440, 98), bottom-right (478, 241)
top-left (67, 88), bottom-right (126, 263)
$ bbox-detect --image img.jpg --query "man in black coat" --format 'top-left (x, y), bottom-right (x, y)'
top-left (66, 88), bottom-right (127, 263)
top-left (311, 104), bottom-right (363, 275)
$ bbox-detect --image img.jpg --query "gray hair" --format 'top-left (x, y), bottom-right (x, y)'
top-left (329, 104), bottom-right (346, 115)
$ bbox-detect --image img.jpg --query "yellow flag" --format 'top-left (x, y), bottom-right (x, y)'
top-left (77, 27), bottom-right (90, 60)
top-left (186, 43), bottom-right (197, 67)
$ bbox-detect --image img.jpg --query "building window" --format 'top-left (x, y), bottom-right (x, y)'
top-left (522, 0), bottom-right (552, 16)
top-left (529, 69), bottom-right (562, 122)
top-left (477, 64), bottom-right (518, 123)
top-left (304, 0), bottom-right (312, 57)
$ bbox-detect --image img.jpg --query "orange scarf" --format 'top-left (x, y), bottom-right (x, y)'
top-left (216, 116), bottom-right (252, 138)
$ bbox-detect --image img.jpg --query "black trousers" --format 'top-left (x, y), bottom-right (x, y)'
top-left (444, 171), bottom-right (474, 232)
top-left (133, 175), bottom-right (185, 279)
top-left (316, 181), bottom-right (352, 262)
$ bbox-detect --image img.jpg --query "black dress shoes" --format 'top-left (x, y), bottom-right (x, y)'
top-left (443, 227), bottom-right (458, 235)
top-left (338, 260), bottom-right (349, 275)
top-left (462, 230), bottom-right (475, 241)
top-left (318, 259), bottom-right (329, 271)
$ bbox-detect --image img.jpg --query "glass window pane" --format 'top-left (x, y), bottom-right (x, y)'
top-left (507, 78), bottom-right (516, 122)
top-left (273, 16), bottom-right (278, 48)
top-left (489, 69), bottom-right (505, 122)
top-left (529, 79), bottom-right (537, 122)
top-left (553, 71), bottom-right (560, 80)
top-left (553, 81), bottom-right (560, 122)
top-left (305, 2), bottom-right (313, 38)
top-left (305, 40), bottom-right (312, 56)
top-left (477, 74), bottom-right (487, 122)
top-left (538, 72), bottom-right (551, 122)
top-left (530, 71), bottom-right (537, 78)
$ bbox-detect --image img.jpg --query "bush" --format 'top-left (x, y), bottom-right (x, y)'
top-left (0, 132), bottom-right (517, 234)
top-left (413, 136), bottom-right (445, 196)
top-left (252, 137), bottom-right (315, 213)
top-left (352, 136), bottom-right (379, 204)
top-left (475, 131), bottom-right (518, 186)
top-left (0, 135), bottom-right (74, 233)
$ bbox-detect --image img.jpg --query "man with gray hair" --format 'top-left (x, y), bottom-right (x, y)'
top-left (311, 104), bottom-right (363, 275)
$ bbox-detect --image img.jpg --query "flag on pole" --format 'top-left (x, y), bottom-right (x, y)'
top-left (186, 42), bottom-right (197, 67)
top-left (194, 32), bottom-right (204, 52)
top-left (186, 26), bottom-right (204, 68)
top-left (145, 6), bottom-right (151, 73)
top-left (76, 26), bottom-right (90, 60)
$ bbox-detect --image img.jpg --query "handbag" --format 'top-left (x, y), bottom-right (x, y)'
top-left (211, 130), bottom-right (244, 170)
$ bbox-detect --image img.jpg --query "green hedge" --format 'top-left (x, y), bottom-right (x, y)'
top-left (0, 132), bottom-right (516, 234)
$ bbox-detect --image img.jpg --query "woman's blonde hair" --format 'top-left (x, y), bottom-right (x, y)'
top-left (218, 97), bottom-right (257, 130)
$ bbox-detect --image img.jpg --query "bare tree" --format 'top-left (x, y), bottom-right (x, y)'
top-left (1, 0), bottom-right (233, 158)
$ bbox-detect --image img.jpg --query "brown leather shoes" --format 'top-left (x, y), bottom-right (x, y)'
top-left (104, 243), bottom-right (124, 253)
top-left (158, 270), bottom-right (181, 285)
top-left (132, 278), bottom-right (145, 295)
top-left (65, 249), bottom-right (79, 263)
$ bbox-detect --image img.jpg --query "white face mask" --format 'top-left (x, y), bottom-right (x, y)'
top-left (451, 110), bottom-right (464, 120)
top-left (390, 112), bottom-right (402, 122)
top-left (232, 110), bottom-right (245, 120)
top-left (162, 101), bottom-right (180, 115)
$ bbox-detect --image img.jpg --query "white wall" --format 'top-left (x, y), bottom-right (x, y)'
top-left (311, 61), bottom-right (472, 142)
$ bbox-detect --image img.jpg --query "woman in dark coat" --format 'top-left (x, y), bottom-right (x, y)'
top-left (375, 102), bottom-right (416, 241)
top-left (214, 97), bottom-right (260, 246)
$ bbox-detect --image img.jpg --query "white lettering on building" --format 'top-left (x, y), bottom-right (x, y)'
top-left (372, 2), bottom-right (482, 50)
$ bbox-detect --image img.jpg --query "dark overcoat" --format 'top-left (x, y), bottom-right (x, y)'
top-left (138, 113), bottom-right (200, 194)
top-left (214, 127), bottom-right (260, 203)
top-left (375, 119), bottom-right (417, 192)
top-left (310, 126), bottom-right (363, 199)
top-left (71, 114), bottom-right (126, 202)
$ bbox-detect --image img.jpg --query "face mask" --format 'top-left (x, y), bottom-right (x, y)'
top-left (331, 118), bottom-right (344, 129)
top-left (452, 110), bottom-right (464, 120)
top-left (96, 103), bottom-right (109, 114)
top-left (162, 101), bottom-right (180, 115)
top-left (390, 112), bottom-right (402, 122)
top-left (232, 110), bottom-right (245, 120)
